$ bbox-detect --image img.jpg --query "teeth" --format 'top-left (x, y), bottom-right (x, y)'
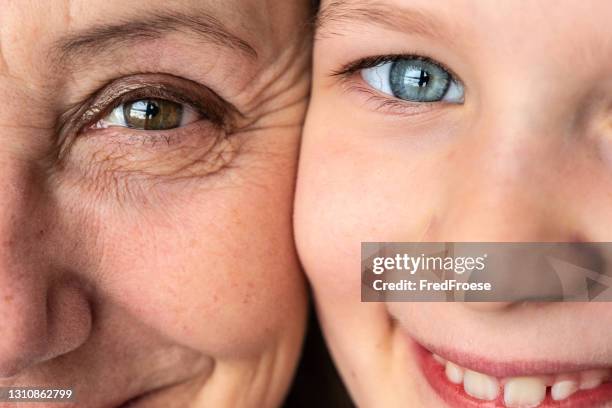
top-left (433, 353), bottom-right (610, 407)
top-left (445, 361), bottom-right (464, 384)
top-left (580, 369), bottom-right (608, 390)
top-left (503, 377), bottom-right (546, 407)
top-left (463, 369), bottom-right (500, 401)
top-left (551, 374), bottom-right (578, 401)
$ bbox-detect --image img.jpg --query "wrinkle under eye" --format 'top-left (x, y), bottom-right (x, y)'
top-left (54, 73), bottom-right (242, 169)
top-left (56, 73), bottom-right (240, 146)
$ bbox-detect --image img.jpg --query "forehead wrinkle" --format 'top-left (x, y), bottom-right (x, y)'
top-left (316, 0), bottom-right (455, 45)
top-left (51, 8), bottom-right (258, 68)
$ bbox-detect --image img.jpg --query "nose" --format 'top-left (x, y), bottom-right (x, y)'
top-left (0, 163), bottom-right (92, 378)
top-left (428, 108), bottom-right (585, 310)
top-left (431, 112), bottom-right (578, 242)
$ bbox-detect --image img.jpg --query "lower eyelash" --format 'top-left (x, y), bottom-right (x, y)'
top-left (338, 76), bottom-right (444, 116)
top-left (86, 119), bottom-right (223, 152)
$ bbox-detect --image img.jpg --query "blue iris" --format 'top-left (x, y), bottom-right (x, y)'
top-left (389, 58), bottom-right (451, 102)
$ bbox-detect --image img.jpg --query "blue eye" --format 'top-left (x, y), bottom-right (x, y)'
top-left (361, 57), bottom-right (464, 103)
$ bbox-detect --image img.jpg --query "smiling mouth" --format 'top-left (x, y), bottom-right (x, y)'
top-left (415, 343), bottom-right (612, 407)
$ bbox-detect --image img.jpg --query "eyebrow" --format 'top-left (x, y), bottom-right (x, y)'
top-left (54, 9), bottom-right (258, 65)
top-left (316, 0), bottom-right (454, 43)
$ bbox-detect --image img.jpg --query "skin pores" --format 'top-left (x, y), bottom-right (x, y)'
top-left (296, 0), bottom-right (612, 407)
top-left (0, 1), bottom-right (311, 407)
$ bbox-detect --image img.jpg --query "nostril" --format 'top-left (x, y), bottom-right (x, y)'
top-left (0, 280), bottom-right (92, 378)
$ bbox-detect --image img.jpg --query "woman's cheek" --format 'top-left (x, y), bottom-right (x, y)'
top-left (53, 164), bottom-right (304, 359)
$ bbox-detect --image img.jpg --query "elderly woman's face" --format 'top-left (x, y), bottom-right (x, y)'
top-left (0, 1), bottom-right (309, 406)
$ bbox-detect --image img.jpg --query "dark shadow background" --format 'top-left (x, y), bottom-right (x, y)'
top-left (283, 307), bottom-right (354, 408)
top-left (284, 1), bottom-right (352, 406)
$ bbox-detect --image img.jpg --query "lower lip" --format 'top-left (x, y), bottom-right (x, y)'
top-left (415, 342), bottom-right (612, 408)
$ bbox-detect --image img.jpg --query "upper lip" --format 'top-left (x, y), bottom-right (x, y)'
top-left (419, 341), bottom-right (611, 378)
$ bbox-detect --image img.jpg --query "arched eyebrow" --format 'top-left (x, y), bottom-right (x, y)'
top-left (53, 9), bottom-right (258, 66)
top-left (316, 0), bottom-right (454, 44)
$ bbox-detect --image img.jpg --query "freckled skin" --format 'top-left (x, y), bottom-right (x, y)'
top-left (0, 1), bottom-right (311, 407)
top-left (296, 0), bottom-right (612, 406)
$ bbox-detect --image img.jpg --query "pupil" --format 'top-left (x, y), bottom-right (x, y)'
top-left (127, 100), bottom-right (160, 122)
top-left (407, 69), bottom-right (430, 88)
top-left (145, 101), bottom-right (159, 119)
top-left (123, 99), bottom-right (183, 130)
top-left (418, 70), bottom-right (429, 87)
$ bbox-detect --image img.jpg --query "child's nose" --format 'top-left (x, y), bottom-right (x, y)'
top-left (426, 108), bottom-right (584, 243)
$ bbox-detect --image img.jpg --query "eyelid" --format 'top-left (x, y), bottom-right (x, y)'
top-left (56, 74), bottom-right (241, 160)
top-left (338, 82), bottom-right (445, 116)
top-left (86, 81), bottom-right (225, 130)
top-left (332, 54), bottom-right (462, 85)
top-left (93, 97), bottom-right (202, 130)
top-left (331, 54), bottom-right (465, 114)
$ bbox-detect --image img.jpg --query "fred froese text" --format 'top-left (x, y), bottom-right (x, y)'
top-left (373, 279), bottom-right (492, 292)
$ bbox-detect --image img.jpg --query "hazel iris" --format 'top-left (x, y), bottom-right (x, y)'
top-left (123, 99), bottom-right (183, 130)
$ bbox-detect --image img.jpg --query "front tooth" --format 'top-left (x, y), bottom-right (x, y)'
top-left (445, 361), bottom-right (464, 384)
top-left (463, 369), bottom-right (500, 400)
top-left (580, 369), bottom-right (607, 390)
top-left (551, 375), bottom-right (578, 401)
top-left (503, 377), bottom-right (546, 408)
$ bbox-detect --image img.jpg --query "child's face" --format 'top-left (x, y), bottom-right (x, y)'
top-left (296, 0), bottom-right (612, 406)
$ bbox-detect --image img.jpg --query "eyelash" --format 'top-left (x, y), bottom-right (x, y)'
top-left (334, 54), bottom-right (459, 81)
top-left (86, 87), bottom-right (221, 133)
top-left (56, 74), bottom-right (237, 159)
top-left (332, 54), bottom-right (463, 115)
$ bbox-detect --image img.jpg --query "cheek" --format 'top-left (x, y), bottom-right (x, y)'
top-left (66, 178), bottom-right (304, 358)
top-left (295, 129), bottom-right (445, 295)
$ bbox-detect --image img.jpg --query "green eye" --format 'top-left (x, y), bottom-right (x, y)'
top-left (97, 98), bottom-right (201, 130)
top-left (361, 57), bottom-right (464, 103)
